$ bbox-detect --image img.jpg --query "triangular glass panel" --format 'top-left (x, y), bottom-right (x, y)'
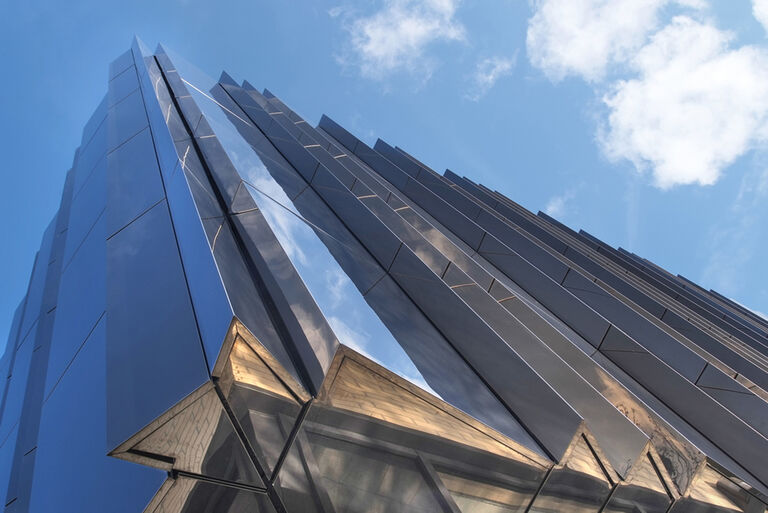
top-left (216, 332), bottom-right (305, 474)
top-left (602, 451), bottom-right (672, 513)
top-left (269, 346), bottom-right (550, 513)
top-left (528, 433), bottom-right (613, 513)
top-left (121, 385), bottom-right (264, 488)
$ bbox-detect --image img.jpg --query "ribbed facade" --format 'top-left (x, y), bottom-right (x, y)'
top-left (1, 39), bottom-right (767, 513)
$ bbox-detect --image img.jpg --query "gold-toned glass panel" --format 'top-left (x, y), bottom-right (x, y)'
top-left (527, 435), bottom-right (612, 513)
top-left (217, 333), bottom-right (305, 473)
top-left (273, 348), bottom-right (549, 513)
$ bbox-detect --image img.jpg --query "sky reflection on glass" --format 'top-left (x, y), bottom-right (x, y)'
top-left (164, 48), bottom-right (437, 395)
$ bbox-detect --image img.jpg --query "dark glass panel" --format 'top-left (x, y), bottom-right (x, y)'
top-left (107, 88), bottom-right (149, 152)
top-left (109, 49), bottom-right (134, 80)
top-left (28, 318), bottom-right (164, 513)
top-left (164, 162), bottom-right (233, 366)
top-left (106, 126), bottom-right (165, 237)
top-left (274, 348), bottom-right (548, 513)
top-left (108, 64), bottom-right (139, 108)
top-left (0, 325), bottom-right (36, 443)
top-left (216, 331), bottom-right (305, 474)
top-left (0, 426), bottom-right (19, 507)
top-left (62, 151), bottom-right (105, 266)
top-left (143, 476), bottom-right (275, 513)
top-left (45, 215), bottom-right (105, 397)
top-left (106, 200), bottom-right (208, 450)
top-left (18, 218), bottom-right (57, 340)
top-left (79, 94), bottom-right (107, 149)
top-left (74, 124), bottom-right (108, 195)
top-left (527, 435), bottom-right (613, 513)
top-left (307, 433), bottom-right (444, 513)
top-left (126, 385), bottom-right (264, 487)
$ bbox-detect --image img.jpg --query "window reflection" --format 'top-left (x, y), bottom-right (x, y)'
top-left (527, 434), bottom-right (613, 513)
top-left (436, 470), bottom-right (534, 513)
top-left (274, 347), bottom-right (548, 513)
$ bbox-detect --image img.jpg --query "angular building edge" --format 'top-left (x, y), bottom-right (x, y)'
top-left (0, 40), bottom-right (765, 513)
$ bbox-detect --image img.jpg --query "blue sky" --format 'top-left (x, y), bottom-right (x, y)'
top-left (2, 0), bottom-right (768, 350)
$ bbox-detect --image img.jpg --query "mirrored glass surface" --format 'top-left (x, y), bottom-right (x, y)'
top-left (0, 426), bottom-right (19, 507)
top-left (45, 214), bottom-right (105, 397)
top-left (165, 163), bottom-right (233, 364)
top-left (527, 434), bottom-right (613, 513)
top-left (74, 122), bottom-right (108, 195)
top-left (144, 476), bottom-right (275, 513)
top-left (217, 332), bottom-right (305, 474)
top-left (436, 469), bottom-right (537, 513)
top-left (62, 151), bottom-right (105, 267)
top-left (164, 48), bottom-right (438, 394)
top-left (274, 348), bottom-right (548, 513)
top-left (0, 325), bottom-right (36, 443)
top-left (28, 318), bottom-right (164, 513)
top-left (18, 218), bottom-right (57, 340)
top-left (108, 64), bottom-right (139, 108)
top-left (127, 385), bottom-right (264, 487)
top-left (602, 453), bottom-right (671, 513)
top-left (106, 200), bottom-right (208, 450)
top-left (107, 88), bottom-right (149, 151)
top-left (674, 466), bottom-right (748, 513)
top-left (106, 126), bottom-right (165, 237)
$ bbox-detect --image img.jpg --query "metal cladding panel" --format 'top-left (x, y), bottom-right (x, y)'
top-left (163, 164), bottom-right (236, 364)
top-left (1, 44), bottom-right (767, 513)
top-left (105, 199), bottom-right (209, 450)
top-left (0, 324), bottom-right (35, 444)
top-left (28, 318), bottom-right (164, 513)
top-left (45, 212), bottom-right (106, 397)
top-left (105, 126), bottom-right (165, 237)
top-left (17, 218), bottom-right (57, 344)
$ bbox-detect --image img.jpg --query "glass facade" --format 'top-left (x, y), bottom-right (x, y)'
top-left (0, 40), bottom-right (767, 513)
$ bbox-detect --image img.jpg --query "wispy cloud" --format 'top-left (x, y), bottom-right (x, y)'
top-left (332, 0), bottom-right (465, 81)
top-left (465, 54), bottom-right (516, 101)
top-left (327, 315), bottom-right (371, 355)
top-left (324, 267), bottom-right (348, 308)
top-left (544, 188), bottom-right (576, 218)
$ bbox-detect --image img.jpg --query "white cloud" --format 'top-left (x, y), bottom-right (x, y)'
top-left (324, 267), bottom-right (348, 308)
top-left (544, 189), bottom-right (576, 218)
top-left (526, 0), bottom-right (673, 82)
top-left (600, 17), bottom-right (768, 188)
top-left (754, 0), bottom-right (768, 33)
top-left (327, 315), bottom-right (370, 354)
top-left (465, 55), bottom-right (516, 101)
top-left (527, 2), bottom-right (768, 190)
top-left (336, 0), bottom-right (465, 80)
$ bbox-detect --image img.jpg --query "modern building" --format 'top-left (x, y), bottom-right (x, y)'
top-left (1, 39), bottom-right (767, 513)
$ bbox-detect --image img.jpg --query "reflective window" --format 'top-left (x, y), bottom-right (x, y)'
top-left (527, 435), bottom-right (612, 513)
top-left (308, 433), bottom-right (444, 513)
top-left (143, 476), bottom-right (275, 513)
top-left (274, 348), bottom-right (548, 513)
top-left (163, 48), bottom-right (437, 393)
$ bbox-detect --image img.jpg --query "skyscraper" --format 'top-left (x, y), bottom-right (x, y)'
top-left (1, 38), bottom-right (767, 512)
